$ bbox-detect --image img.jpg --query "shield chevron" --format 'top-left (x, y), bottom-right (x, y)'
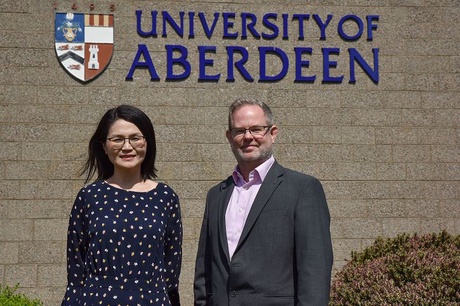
top-left (55, 12), bottom-right (114, 82)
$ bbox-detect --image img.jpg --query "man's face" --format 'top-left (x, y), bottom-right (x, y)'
top-left (226, 104), bottom-right (278, 166)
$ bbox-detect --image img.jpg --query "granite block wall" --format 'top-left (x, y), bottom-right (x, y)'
top-left (0, 0), bottom-right (458, 304)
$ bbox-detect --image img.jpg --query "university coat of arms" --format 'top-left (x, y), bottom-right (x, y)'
top-left (55, 12), bottom-right (114, 82)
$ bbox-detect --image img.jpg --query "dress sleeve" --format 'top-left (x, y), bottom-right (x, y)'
top-left (165, 190), bottom-right (183, 306)
top-left (61, 190), bottom-right (88, 306)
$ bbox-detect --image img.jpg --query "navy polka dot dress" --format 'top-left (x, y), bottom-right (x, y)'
top-left (61, 180), bottom-right (182, 306)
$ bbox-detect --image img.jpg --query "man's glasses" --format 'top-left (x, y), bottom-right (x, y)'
top-left (106, 135), bottom-right (146, 150)
top-left (229, 125), bottom-right (272, 139)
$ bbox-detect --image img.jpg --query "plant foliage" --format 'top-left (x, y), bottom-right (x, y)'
top-left (0, 284), bottom-right (43, 306)
top-left (330, 231), bottom-right (460, 306)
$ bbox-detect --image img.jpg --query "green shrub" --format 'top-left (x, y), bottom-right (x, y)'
top-left (0, 284), bottom-right (43, 306)
top-left (330, 231), bottom-right (460, 306)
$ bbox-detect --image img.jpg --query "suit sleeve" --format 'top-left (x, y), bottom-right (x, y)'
top-left (194, 190), bottom-right (212, 305)
top-left (295, 177), bottom-right (333, 306)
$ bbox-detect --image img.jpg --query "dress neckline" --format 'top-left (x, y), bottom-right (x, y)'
top-left (102, 180), bottom-right (161, 194)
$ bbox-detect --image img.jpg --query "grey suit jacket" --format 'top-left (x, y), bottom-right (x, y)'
top-left (194, 161), bottom-right (333, 306)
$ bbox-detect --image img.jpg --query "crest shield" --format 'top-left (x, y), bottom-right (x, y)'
top-left (55, 12), bottom-right (114, 82)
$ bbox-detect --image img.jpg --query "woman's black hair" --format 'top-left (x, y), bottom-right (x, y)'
top-left (81, 105), bottom-right (157, 183)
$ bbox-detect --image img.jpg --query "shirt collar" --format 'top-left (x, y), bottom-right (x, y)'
top-left (232, 156), bottom-right (275, 185)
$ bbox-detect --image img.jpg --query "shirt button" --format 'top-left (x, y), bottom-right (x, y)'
top-left (230, 291), bottom-right (236, 298)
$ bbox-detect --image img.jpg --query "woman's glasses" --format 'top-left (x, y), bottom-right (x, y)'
top-left (106, 135), bottom-right (145, 150)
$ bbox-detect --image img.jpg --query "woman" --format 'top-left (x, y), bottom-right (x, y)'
top-left (62, 105), bottom-right (182, 306)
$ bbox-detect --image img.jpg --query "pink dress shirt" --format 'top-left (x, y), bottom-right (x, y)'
top-left (225, 156), bottom-right (275, 259)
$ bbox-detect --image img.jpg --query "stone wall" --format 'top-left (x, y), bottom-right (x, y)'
top-left (0, 0), bottom-right (458, 304)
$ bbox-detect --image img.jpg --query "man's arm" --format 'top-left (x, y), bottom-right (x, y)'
top-left (194, 191), bottom-right (212, 306)
top-left (295, 176), bottom-right (333, 305)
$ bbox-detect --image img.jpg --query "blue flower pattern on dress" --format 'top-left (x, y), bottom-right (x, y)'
top-left (62, 180), bottom-right (182, 306)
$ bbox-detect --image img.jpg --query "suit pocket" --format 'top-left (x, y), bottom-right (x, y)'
top-left (261, 294), bottom-right (295, 306)
top-left (259, 209), bottom-right (289, 223)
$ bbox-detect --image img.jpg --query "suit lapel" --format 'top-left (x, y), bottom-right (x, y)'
top-left (218, 176), bottom-right (234, 263)
top-left (234, 162), bottom-right (284, 255)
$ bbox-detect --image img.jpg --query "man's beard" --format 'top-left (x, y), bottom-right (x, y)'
top-left (233, 145), bottom-right (273, 163)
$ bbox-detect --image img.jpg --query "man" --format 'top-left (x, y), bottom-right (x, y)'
top-left (194, 98), bottom-right (333, 306)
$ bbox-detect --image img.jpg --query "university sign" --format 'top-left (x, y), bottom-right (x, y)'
top-left (55, 12), bottom-right (114, 83)
top-left (126, 11), bottom-right (380, 84)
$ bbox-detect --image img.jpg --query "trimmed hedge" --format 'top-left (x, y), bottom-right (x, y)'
top-left (330, 231), bottom-right (460, 305)
top-left (0, 284), bottom-right (43, 306)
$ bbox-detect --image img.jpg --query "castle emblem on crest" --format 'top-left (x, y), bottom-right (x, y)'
top-left (55, 12), bottom-right (114, 82)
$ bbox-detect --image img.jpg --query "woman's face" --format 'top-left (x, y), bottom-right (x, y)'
top-left (103, 119), bottom-right (147, 175)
